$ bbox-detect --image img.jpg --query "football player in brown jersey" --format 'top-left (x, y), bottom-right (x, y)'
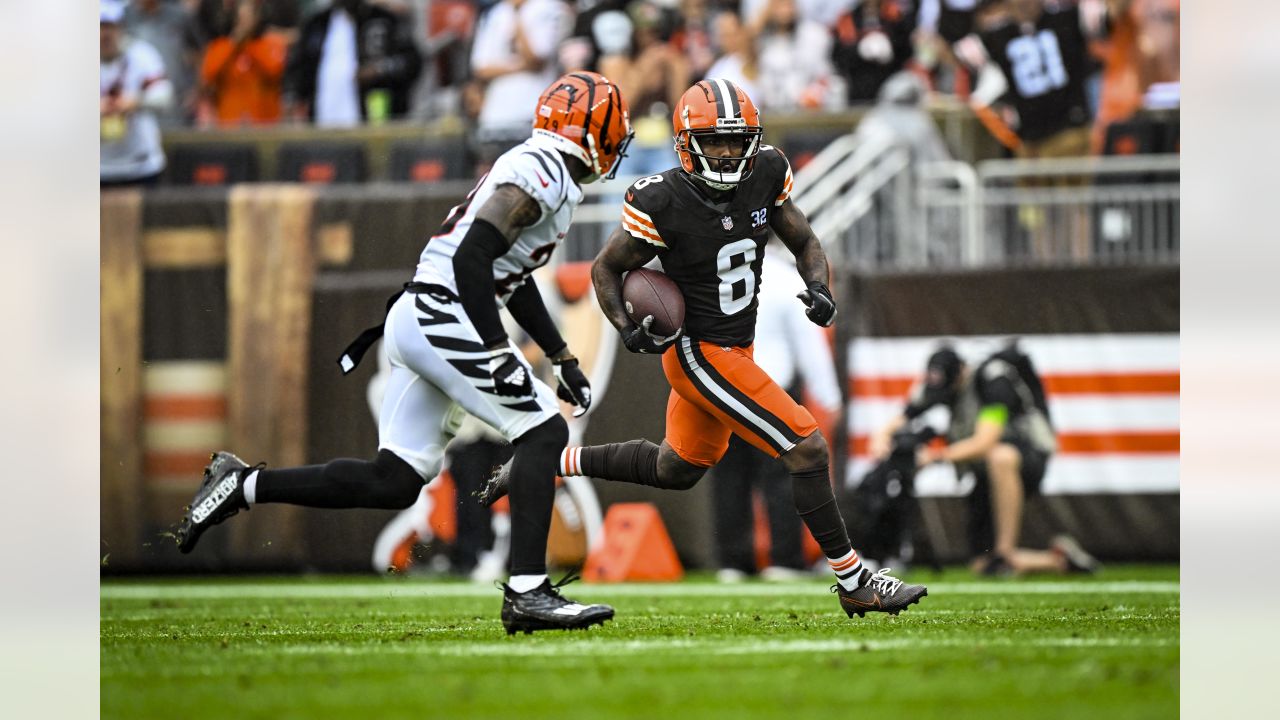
top-left (484, 79), bottom-right (927, 618)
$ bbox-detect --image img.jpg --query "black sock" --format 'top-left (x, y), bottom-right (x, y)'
top-left (507, 416), bottom-right (568, 576)
top-left (568, 439), bottom-right (663, 486)
top-left (255, 449), bottom-right (424, 509)
top-left (790, 464), bottom-right (853, 559)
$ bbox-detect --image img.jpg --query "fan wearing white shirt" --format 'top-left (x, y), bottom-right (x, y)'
top-left (470, 0), bottom-right (572, 165)
top-left (100, 0), bottom-right (173, 186)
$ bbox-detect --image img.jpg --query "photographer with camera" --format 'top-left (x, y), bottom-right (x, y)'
top-left (870, 344), bottom-right (1098, 576)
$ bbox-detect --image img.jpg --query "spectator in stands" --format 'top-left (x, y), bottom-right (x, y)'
top-left (283, 0), bottom-right (423, 126)
top-left (830, 0), bottom-right (920, 105)
top-left (123, 0), bottom-right (201, 127)
top-left (561, 0), bottom-right (629, 73)
top-left (409, 0), bottom-right (478, 120)
top-left (740, 0), bottom-right (856, 28)
top-left (913, 0), bottom-right (982, 97)
top-left (670, 0), bottom-right (718, 79)
top-left (199, 0), bottom-right (290, 126)
top-left (870, 345), bottom-right (1097, 576)
top-left (101, 0), bottom-right (173, 187)
top-left (747, 0), bottom-right (844, 111)
top-left (709, 246), bottom-right (843, 582)
top-left (1090, 0), bottom-right (1179, 152)
top-left (970, 0), bottom-right (1126, 158)
top-left (704, 9), bottom-right (761, 103)
top-left (468, 0), bottom-right (571, 167)
top-left (196, 0), bottom-right (302, 42)
top-left (964, 0), bottom-right (1127, 259)
top-left (599, 1), bottom-right (689, 176)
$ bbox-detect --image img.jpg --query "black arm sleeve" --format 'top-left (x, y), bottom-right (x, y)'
top-left (506, 279), bottom-right (568, 358)
top-left (452, 218), bottom-right (511, 349)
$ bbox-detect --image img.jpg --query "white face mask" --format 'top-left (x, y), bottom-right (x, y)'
top-left (684, 131), bottom-right (761, 187)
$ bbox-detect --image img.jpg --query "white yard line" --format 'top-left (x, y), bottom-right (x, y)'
top-left (101, 580), bottom-right (1179, 601)
top-left (257, 635), bottom-right (1177, 659)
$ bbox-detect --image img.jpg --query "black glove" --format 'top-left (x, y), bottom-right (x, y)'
top-left (552, 355), bottom-right (592, 417)
top-left (622, 315), bottom-right (682, 354)
top-left (796, 282), bottom-right (837, 327)
top-left (487, 350), bottom-right (533, 397)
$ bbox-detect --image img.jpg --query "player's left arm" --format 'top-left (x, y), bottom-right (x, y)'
top-left (771, 198), bottom-right (837, 327)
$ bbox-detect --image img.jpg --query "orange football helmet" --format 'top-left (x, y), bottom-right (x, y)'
top-left (672, 79), bottom-right (763, 189)
top-left (533, 72), bottom-right (634, 183)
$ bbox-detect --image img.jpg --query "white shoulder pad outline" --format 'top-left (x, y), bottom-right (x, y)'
top-left (767, 145), bottom-right (794, 207)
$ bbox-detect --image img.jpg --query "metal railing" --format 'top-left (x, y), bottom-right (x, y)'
top-left (789, 132), bottom-right (1179, 270)
top-left (550, 138), bottom-right (1179, 271)
top-left (970, 154), bottom-right (1180, 267)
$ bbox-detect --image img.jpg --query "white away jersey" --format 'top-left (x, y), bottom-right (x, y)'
top-left (415, 133), bottom-right (582, 306)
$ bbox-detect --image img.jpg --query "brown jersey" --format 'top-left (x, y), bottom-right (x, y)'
top-left (620, 146), bottom-right (795, 347)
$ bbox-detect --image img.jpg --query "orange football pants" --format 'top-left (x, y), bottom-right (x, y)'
top-left (661, 337), bottom-right (819, 466)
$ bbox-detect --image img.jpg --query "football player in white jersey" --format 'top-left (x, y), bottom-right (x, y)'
top-left (176, 72), bottom-right (634, 635)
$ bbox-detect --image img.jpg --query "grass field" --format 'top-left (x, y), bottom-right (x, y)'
top-left (101, 566), bottom-right (1178, 719)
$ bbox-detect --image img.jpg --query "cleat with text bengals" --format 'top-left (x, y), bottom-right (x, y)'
top-left (175, 451), bottom-right (256, 554)
top-left (834, 567), bottom-right (928, 618)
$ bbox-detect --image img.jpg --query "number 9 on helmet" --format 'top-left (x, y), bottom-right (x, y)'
top-left (533, 72), bottom-right (634, 183)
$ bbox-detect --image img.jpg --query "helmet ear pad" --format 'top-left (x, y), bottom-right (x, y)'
top-left (675, 134), bottom-right (696, 174)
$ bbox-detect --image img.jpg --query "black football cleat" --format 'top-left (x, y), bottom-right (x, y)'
top-left (476, 458), bottom-right (513, 508)
top-left (1051, 534), bottom-right (1100, 574)
top-left (500, 575), bottom-right (614, 635)
top-left (175, 451), bottom-right (256, 554)
top-left (834, 567), bottom-right (928, 618)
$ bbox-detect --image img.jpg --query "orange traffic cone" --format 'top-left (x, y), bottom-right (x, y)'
top-left (582, 503), bottom-right (683, 582)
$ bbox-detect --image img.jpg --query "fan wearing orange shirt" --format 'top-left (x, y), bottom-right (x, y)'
top-left (200, 0), bottom-right (288, 126)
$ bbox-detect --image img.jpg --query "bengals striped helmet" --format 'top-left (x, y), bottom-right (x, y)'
top-left (672, 79), bottom-right (763, 189)
top-left (533, 72), bottom-right (634, 183)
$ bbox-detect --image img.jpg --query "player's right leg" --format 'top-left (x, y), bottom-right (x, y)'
top-left (477, 387), bottom-right (727, 506)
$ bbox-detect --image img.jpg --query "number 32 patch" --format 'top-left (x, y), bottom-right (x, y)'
top-left (751, 208), bottom-right (768, 228)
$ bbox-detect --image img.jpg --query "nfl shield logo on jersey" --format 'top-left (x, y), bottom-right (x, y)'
top-left (721, 216), bottom-right (734, 231)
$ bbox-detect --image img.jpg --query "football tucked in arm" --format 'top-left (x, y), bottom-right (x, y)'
top-left (622, 267), bottom-right (684, 337)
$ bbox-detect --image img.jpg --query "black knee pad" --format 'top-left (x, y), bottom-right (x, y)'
top-left (372, 449), bottom-right (427, 508)
top-left (784, 433), bottom-right (829, 473)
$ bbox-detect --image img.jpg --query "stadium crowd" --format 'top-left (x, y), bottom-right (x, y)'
top-left (104, 0), bottom-right (1179, 147)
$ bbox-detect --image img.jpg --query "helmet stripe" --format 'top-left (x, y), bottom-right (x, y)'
top-left (570, 73), bottom-right (597, 139)
top-left (598, 82), bottom-right (616, 153)
top-left (716, 78), bottom-right (740, 118)
top-left (706, 80), bottom-right (727, 120)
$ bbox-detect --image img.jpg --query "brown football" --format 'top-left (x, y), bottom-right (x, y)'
top-left (622, 267), bottom-right (685, 337)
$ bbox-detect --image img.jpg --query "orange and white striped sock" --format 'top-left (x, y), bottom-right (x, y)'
top-left (829, 550), bottom-right (864, 591)
top-left (559, 447), bottom-right (585, 477)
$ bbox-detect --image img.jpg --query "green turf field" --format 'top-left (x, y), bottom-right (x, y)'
top-left (101, 566), bottom-right (1178, 719)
